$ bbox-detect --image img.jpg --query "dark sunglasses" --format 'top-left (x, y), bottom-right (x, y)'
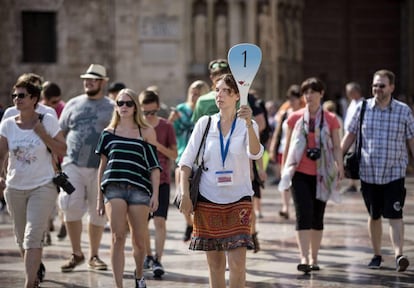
top-left (372, 83), bottom-right (386, 89)
top-left (142, 110), bottom-right (158, 116)
top-left (11, 92), bottom-right (29, 100)
top-left (209, 61), bottom-right (229, 70)
top-left (116, 100), bottom-right (135, 107)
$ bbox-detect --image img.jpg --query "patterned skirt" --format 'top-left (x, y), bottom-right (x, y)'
top-left (189, 198), bottom-right (254, 251)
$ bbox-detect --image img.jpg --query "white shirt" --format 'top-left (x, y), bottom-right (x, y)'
top-left (0, 114), bottom-right (60, 189)
top-left (179, 114), bottom-right (264, 204)
top-left (344, 98), bottom-right (363, 131)
top-left (1, 103), bottom-right (58, 121)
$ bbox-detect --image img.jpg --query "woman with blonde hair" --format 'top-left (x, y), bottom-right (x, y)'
top-left (96, 88), bottom-right (161, 288)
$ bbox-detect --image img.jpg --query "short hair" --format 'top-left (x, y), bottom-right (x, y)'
top-left (208, 59), bottom-right (231, 77)
top-left (42, 81), bottom-right (61, 100)
top-left (300, 77), bottom-right (325, 94)
top-left (108, 82), bottom-right (126, 93)
top-left (17, 73), bottom-right (43, 86)
top-left (139, 90), bottom-right (160, 105)
top-left (374, 69), bottom-right (395, 85)
top-left (216, 73), bottom-right (239, 94)
top-left (286, 84), bottom-right (301, 98)
top-left (345, 82), bottom-right (361, 94)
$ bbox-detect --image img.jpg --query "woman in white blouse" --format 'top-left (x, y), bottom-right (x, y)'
top-left (179, 74), bottom-right (263, 288)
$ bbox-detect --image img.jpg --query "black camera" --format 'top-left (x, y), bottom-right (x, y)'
top-left (306, 148), bottom-right (321, 161)
top-left (53, 172), bottom-right (75, 194)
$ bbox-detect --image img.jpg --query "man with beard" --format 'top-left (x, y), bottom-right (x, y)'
top-left (342, 69), bottom-right (414, 272)
top-left (58, 64), bottom-right (114, 272)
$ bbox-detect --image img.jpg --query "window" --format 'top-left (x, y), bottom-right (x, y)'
top-left (22, 11), bottom-right (56, 63)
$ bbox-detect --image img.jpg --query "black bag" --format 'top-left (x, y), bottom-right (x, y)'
top-left (344, 152), bottom-right (360, 179)
top-left (344, 101), bottom-right (366, 179)
top-left (174, 116), bottom-right (211, 208)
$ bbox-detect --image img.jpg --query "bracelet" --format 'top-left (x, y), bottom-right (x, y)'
top-left (246, 121), bottom-right (253, 128)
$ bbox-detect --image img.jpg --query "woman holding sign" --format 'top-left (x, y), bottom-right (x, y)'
top-left (179, 74), bottom-right (263, 287)
top-left (279, 77), bottom-right (343, 273)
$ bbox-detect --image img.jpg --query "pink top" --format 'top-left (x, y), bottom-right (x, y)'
top-left (287, 108), bottom-right (339, 175)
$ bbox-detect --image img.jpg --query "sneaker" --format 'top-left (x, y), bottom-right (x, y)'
top-left (37, 262), bottom-right (46, 282)
top-left (61, 253), bottom-right (85, 272)
top-left (143, 255), bottom-right (154, 271)
top-left (88, 255), bottom-right (107, 270)
top-left (368, 255), bottom-right (382, 269)
top-left (152, 258), bottom-right (165, 277)
top-left (135, 275), bottom-right (146, 288)
top-left (183, 225), bottom-right (193, 242)
top-left (396, 255), bottom-right (410, 272)
top-left (56, 224), bottom-right (67, 241)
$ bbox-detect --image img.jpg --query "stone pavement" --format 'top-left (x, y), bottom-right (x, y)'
top-left (0, 178), bottom-right (413, 287)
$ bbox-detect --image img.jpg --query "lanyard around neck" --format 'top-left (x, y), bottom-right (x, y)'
top-left (218, 117), bottom-right (237, 169)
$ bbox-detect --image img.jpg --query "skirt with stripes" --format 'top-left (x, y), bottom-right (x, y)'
top-left (189, 197), bottom-right (254, 251)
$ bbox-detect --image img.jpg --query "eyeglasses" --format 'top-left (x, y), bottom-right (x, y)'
top-left (372, 83), bottom-right (386, 89)
top-left (142, 110), bottom-right (158, 116)
top-left (11, 93), bottom-right (29, 100)
top-left (209, 62), bottom-right (229, 70)
top-left (116, 100), bottom-right (135, 107)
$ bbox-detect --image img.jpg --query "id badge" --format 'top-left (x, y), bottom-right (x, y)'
top-left (215, 170), bottom-right (234, 186)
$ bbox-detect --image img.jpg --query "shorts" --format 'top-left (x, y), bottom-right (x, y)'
top-left (360, 178), bottom-right (406, 219)
top-left (151, 183), bottom-right (170, 219)
top-left (58, 163), bottom-right (106, 226)
top-left (103, 182), bottom-right (150, 206)
top-left (5, 182), bottom-right (57, 249)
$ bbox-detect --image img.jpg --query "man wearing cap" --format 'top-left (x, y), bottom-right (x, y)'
top-left (58, 64), bottom-right (114, 272)
top-left (191, 59), bottom-right (231, 123)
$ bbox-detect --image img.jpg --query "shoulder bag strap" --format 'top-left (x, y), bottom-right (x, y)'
top-left (195, 116), bottom-right (211, 167)
top-left (356, 100), bottom-right (367, 159)
top-left (39, 114), bottom-right (61, 172)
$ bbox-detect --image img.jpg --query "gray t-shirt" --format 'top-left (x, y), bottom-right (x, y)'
top-left (59, 94), bottom-right (114, 168)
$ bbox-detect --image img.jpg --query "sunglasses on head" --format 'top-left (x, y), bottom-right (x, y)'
top-left (142, 110), bottom-right (158, 116)
top-left (116, 100), bottom-right (135, 107)
top-left (210, 62), bottom-right (229, 70)
top-left (11, 92), bottom-right (29, 100)
top-left (372, 83), bottom-right (386, 89)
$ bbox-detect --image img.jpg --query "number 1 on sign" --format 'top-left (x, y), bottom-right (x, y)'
top-left (228, 43), bottom-right (262, 106)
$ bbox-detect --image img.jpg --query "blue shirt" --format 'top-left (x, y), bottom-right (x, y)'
top-left (348, 98), bottom-right (414, 184)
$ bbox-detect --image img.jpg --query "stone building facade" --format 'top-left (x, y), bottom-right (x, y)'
top-left (0, 0), bottom-right (413, 111)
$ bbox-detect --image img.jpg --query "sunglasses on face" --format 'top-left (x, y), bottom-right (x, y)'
top-left (372, 83), bottom-right (386, 89)
top-left (116, 100), bottom-right (135, 107)
top-left (142, 110), bottom-right (158, 116)
top-left (11, 92), bottom-right (29, 100)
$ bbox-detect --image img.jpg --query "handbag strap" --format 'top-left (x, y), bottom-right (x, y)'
top-left (356, 100), bottom-right (367, 159)
top-left (195, 116), bottom-right (211, 168)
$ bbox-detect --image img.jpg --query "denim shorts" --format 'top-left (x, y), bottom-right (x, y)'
top-left (103, 182), bottom-right (150, 206)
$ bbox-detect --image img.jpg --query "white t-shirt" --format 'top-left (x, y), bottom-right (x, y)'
top-left (1, 103), bottom-right (58, 121)
top-left (179, 114), bottom-right (264, 204)
top-left (0, 113), bottom-right (60, 189)
top-left (344, 98), bottom-right (363, 131)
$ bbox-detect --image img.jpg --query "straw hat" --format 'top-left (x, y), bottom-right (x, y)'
top-left (80, 64), bottom-right (109, 80)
